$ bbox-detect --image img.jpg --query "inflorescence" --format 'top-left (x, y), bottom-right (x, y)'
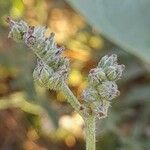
top-left (7, 17), bottom-right (69, 90)
top-left (82, 54), bottom-right (125, 118)
top-left (7, 17), bottom-right (125, 119)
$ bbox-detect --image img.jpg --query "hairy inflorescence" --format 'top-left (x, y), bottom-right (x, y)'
top-left (7, 17), bottom-right (125, 119)
top-left (7, 17), bottom-right (69, 90)
top-left (7, 17), bottom-right (125, 150)
top-left (82, 54), bottom-right (125, 118)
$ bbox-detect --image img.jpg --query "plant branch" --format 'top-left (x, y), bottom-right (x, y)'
top-left (85, 115), bottom-right (96, 150)
top-left (0, 96), bottom-right (43, 115)
top-left (61, 81), bottom-right (83, 116)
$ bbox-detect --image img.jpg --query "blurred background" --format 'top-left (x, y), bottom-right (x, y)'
top-left (0, 0), bottom-right (150, 150)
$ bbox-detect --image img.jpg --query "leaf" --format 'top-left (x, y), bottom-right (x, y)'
top-left (67, 0), bottom-right (150, 64)
top-left (122, 85), bottom-right (150, 104)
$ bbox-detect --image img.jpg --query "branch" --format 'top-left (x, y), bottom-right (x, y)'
top-left (61, 81), bottom-right (84, 116)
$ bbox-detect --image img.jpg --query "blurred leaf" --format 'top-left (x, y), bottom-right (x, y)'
top-left (123, 64), bottom-right (145, 82)
top-left (67, 0), bottom-right (150, 64)
top-left (38, 97), bottom-right (59, 128)
top-left (0, 0), bottom-right (12, 25)
top-left (123, 85), bottom-right (150, 104)
top-left (97, 131), bottom-right (121, 150)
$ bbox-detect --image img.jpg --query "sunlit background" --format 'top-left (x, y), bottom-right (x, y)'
top-left (0, 0), bottom-right (150, 150)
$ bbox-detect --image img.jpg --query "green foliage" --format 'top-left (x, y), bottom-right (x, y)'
top-left (67, 0), bottom-right (150, 64)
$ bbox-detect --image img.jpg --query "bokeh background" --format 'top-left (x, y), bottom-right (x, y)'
top-left (0, 0), bottom-right (150, 150)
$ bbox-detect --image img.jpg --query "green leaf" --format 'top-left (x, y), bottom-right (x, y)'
top-left (67, 0), bottom-right (150, 64)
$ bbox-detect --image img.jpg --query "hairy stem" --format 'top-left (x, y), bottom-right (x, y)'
top-left (85, 115), bottom-right (96, 150)
top-left (61, 82), bottom-right (96, 150)
top-left (61, 81), bottom-right (83, 115)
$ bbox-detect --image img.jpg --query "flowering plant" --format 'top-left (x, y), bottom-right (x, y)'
top-left (7, 17), bottom-right (125, 150)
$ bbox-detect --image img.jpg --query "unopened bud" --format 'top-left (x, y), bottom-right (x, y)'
top-left (105, 66), bottom-right (117, 81)
top-left (115, 64), bottom-right (125, 80)
top-left (97, 81), bottom-right (119, 100)
top-left (98, 54), bottom-right (117, 69)
top-left (82, 87), bottom-right (99, 102)
top-left (7, 17), bottom-right (28, 42)
top-left (93, 100), bottom-right (110, 118)
top-left (33, 59), bottom-right (53, 87)
top-left (104, 64), bottom-right (125, 81)
top-left (88, 68), bottom-right (107, 85)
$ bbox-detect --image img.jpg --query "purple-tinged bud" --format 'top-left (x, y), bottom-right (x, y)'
top-left (93, 100), bottom-right (110, 118)
top-left (104, 64), bottom-right (125, 81)
top-left (115, 64), bottom-right (125, 80)
top-left (24, 26), bottom-right (36, 46)
top-left (82, 87), bottom-right (99, 102)
top-left (97, 81), bottom-right (119, 101)
top-left (33, 59), bottom-right (53, 87)
top-left (88, 68), bottom-right (107, 85)
top-left (33, 58), bottom-right (69, 90)
top-left (98, 54), bottom-right (117, 69)
top-left (105, 66), bottom-right (117, 81)
top-left (7, 17), bottom-right (28, 42)
top-left (6, 17), bottom-right (15, 28)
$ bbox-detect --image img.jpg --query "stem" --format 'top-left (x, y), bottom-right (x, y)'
top-left (61, 82), bottom-right (83, 115)
top-left (0, 96), bottom-right (43, 115)
top-left (85, 115), bottom-right (96, 150)
top-left (61, 82), bottom-right (96, 150)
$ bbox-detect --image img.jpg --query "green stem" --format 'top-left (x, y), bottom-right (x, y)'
top-left (0, 97), bottom-right (43, 115)
top-left (85, 115), bottom-right (96, 150)
top-left (61, 82), bottom-right (83, 115)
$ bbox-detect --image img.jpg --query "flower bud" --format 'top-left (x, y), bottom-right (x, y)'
top-left (98, 54), bottom-right (117, 69)
top-left (7, 17), bottom-right (28, 42)
top-left (88, 68), bottom-right (107, 85)
top-left (105, 64), bottom-right (125, 81)
top-left (33, 59), bottom-right (53, 87)
top-left (105, 66), bottom-right (117, 81)
top-left (82, 87), bottom-right (99, 102)
top-left (45, 32), bottom-right (56, 50)
top-left (33, 59), bottom-right (69, 90)
top-left (34, 26), bottom-right (46, 38)
top-left (47, 72), bottom-right (64, 90)
top-left (93, 100), bottom-right (110, 118)
top-left (115, 64), bottom-right (125, 80)
top-left (97, 81), bottom-right (119, 100)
